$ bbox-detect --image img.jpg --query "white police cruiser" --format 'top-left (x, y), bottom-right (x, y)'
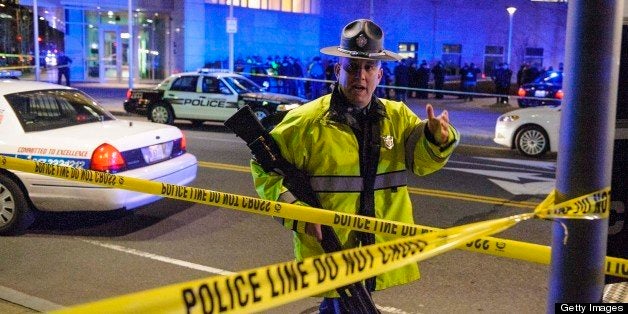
top-left (0, 76), bottom-right (198, 235)
top-left (124, 69), bottom-right (306, 126)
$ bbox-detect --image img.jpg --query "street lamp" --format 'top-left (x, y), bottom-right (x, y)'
top-left (506, 6), bottom-right (517, 66)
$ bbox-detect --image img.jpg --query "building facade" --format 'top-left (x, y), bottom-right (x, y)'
top-left (9, 0), bottom-right (570, 83)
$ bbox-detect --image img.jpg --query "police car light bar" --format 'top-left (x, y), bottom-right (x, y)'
top-left (0, 70), bottom-right (22, 79)
top-left (198, 68), bottom-right (232, 74)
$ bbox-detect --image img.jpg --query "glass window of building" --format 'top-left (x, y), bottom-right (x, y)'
top-left (206, 0), bottom-right (319, 14)
top-left (442, 44), bottom-right (462, 75)
top-left (0, 2), bottom-right (64, 75)
top-left (484, 45), bottom-right (504, 77)
top-left (524, 47), bottom-right (544, 68)
top-left (398, 42), bottom-right (417, 60)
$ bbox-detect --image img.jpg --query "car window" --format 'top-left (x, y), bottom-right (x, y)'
top-left (5, 89), bottom-right (114, 132)
top-left (223, 76), bottom-right (262, 93)
top-left (171, 76), bottom-right (198, 92)
top-left (202, 77), bottom-right (232, 94)
top-left (535, 71), bottom-right (562, 85)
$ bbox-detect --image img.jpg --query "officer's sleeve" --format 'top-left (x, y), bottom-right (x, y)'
top-left (250, 112), bottom-right (311, 235)
top-left (251, 160), bottom-right (308, 234)
top-left (402, 107), bottom-right (460, 176)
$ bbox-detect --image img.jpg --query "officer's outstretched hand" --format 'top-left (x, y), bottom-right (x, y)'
top-left (426, 104), bottom-right (450, 146)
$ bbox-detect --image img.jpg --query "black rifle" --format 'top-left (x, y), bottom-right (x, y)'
top-left (225, 106), bottom-right (378, 314)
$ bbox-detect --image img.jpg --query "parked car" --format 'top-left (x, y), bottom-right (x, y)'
top-left (0, 80), bottom-right (198, 235)
top-left (123, 69), bottom-right (306, 126)
top-left (517, 70), bottom-right (563, 108)
top-left (494, 105), bottom-right (561, 157)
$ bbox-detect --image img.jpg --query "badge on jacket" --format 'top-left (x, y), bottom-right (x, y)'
top-left (382, 135), bottom-right (394, 149)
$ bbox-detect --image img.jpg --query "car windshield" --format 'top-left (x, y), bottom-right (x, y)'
top-left (5, 89), bottom-right (115, 132)
top-left (534, 71), bottom-right (562, 85)
top-left (223, 76), bottom-right (262, 93)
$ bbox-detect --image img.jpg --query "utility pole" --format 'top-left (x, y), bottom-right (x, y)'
top-left (128, 0), bottom-right (134, 89)
top-left (33, 0), bottom-right (40, 81)
top-left (547, 0), bottom-right (623, 311)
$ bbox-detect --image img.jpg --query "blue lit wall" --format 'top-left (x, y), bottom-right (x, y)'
top-left (195, 0), bottom-right (568, 74)
top-left (202, 5), bottom-right (322, 68)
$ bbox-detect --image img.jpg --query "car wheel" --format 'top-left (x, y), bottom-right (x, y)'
top-left (252, 108), bottom-right (270, 121)
top-left (0, 175), bottom-right (35, 236)
top-left (149, 103), bottom-right (174, 124)
top-left (517, 99), bottom-right (528, 108)
top-left (515, 125), bottom-right (549, 157)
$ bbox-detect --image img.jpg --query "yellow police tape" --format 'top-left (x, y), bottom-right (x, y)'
top-left (50, 214), bottom-right (533, 314)
top-left (0, 156), bottom-right (624, 276)
top-left (0, 156), bottom-right (626, 312)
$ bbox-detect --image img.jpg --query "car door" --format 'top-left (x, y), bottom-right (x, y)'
top-left (162, 75), bottom-right (201, 119)
top-left (199, 76), bottom-right (239, 121)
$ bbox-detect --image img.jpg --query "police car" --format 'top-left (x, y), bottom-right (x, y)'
top-left (124, 69), bottom-right (307, 125)
top-left (0, 78), bottom-right (198, 235)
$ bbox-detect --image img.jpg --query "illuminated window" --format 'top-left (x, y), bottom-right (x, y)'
top-left (484, 45), bottom-right (504, 76)
top-left (207, 0), bottom-right (318, 13)
top-left (525, 47), bottom-right (544, 67)
top-left (398, 42), bottom-right (417, 60)
top-left (442, 44), bottom-right (462, 75)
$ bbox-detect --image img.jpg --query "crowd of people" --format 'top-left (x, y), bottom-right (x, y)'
top-left (212, 55), bottom-right (561, 104)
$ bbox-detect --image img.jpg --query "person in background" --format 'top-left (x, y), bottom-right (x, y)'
top-left (251, 18), bottom-right (459, 313)
top-left (57, 51), bottom-right (72, 86)
top-left (393, 58), bottom-right (410, 101)
top-left (431, 60), bottom-right (445, 99)
top-left (462, 62), bottom-right (480, 101)
top-left (416, 60), bottom-right (430, 99)
top-left (308, 56), bottom-right (326, 99)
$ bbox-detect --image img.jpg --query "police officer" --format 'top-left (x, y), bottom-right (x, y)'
top-left (251, 19), bottom-right (458, 313)
top-left (57, 51), bottom-right (72, 86)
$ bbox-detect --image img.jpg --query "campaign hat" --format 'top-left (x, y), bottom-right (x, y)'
top-left (320, 19), bottom-right (402, 61)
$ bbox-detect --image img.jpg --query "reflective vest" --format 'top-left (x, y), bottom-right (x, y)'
top-left (251, 92), bottom-right (459, 297)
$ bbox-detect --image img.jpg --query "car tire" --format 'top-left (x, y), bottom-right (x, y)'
top-left (515, 125), bottom-right (549, 157)
top-left (191, 120), bottom-right (204, 127)
top-left (517, 99), bottom-right (528, 108)
top-left (0, 175), bottom-right (35, 236)
top-left (252, 108), bottom-right (270, 121)
top-left (149, 103), bottom-right (174, 125)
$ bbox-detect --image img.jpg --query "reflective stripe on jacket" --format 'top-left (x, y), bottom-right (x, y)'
top-left (251, 93), bottom-right (459, 296)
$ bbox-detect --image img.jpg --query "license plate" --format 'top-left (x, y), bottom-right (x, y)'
top-left (534, 90), bottom-right (547, 97)
top-left (141, 142), bottom-right (173, 164)
top-left (131, 92), bottom-right (143, 99)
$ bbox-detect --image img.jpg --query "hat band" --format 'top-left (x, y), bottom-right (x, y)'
top-left (337, 47), bottom-right (387, 58)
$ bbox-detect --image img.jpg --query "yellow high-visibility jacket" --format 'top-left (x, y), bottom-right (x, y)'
top-left (251, 92), bottom-right (459, 297)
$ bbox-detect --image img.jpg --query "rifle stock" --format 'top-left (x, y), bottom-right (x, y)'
top-left (225, 106), bottom-right (378, 314)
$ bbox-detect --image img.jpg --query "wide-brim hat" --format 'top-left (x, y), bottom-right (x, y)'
top-left (320, 19), bottom-right (402, 61)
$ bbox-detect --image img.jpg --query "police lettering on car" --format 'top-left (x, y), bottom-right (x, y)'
top-left (182, 98), bottom-right (230, 108)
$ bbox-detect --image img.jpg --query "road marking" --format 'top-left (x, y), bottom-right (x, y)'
top-left (446, 167), bottom-right (554, 183)
top-left (408, 187), bottom-right (537, 209)
top-left (475, 157), bottom-right (556, 170)
top-left (448, 159), bottom-right (555, 174)
top-left (78, 239), bottom-right (411, 314)
top-left (489, 179), bottom-right (555, 196)
top-left (447, 157), bottom-right (556, 195)
top-left (198, 160), bottom-right (250, 172)
top-left (79, 239), bottom-right (234, 275)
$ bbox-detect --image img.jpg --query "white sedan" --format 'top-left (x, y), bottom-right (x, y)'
top-left (494, 105), bottom-right (561, 157)
top-left (0, 79), bottom-right (198, 235)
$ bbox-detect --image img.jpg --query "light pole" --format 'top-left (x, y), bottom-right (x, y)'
top-left (506, 6), bottom-right (516, 66)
